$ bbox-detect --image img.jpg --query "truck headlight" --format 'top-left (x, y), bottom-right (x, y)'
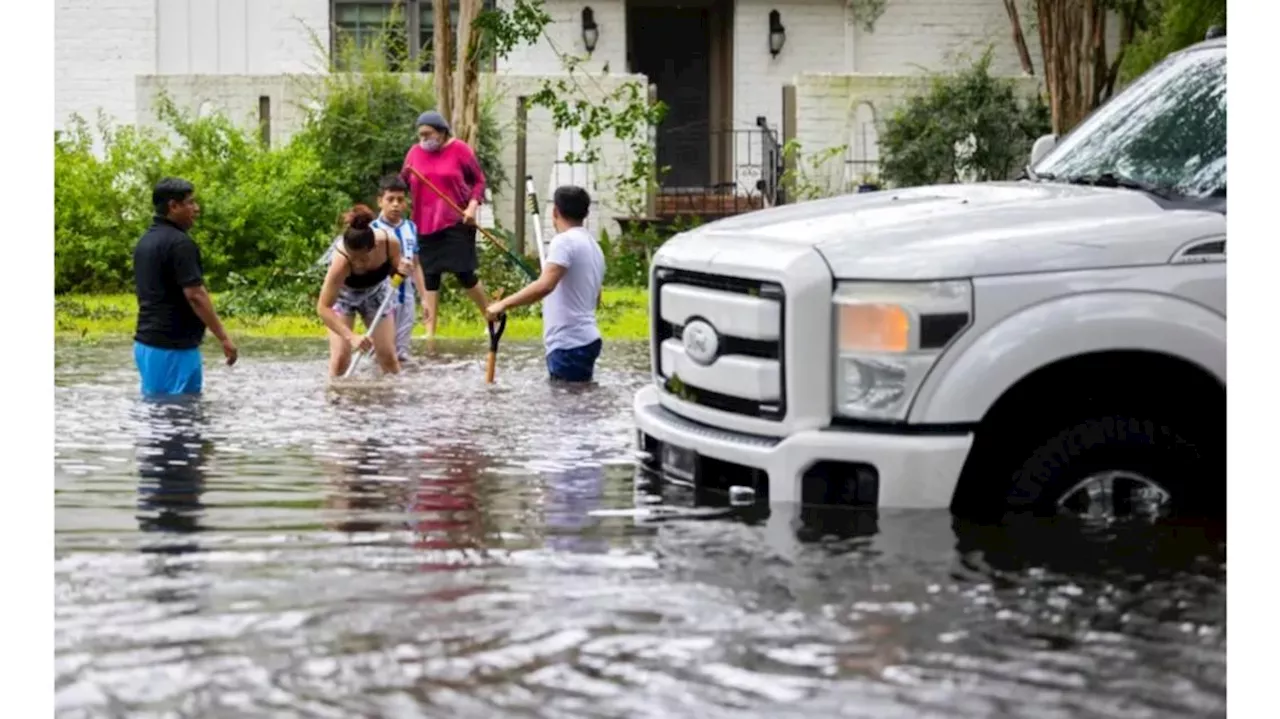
top-left (832, 280), bottom-right (973, 421)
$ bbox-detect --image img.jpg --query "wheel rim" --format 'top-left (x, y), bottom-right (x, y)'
top-left (1056, 470), bottom-right (1173, 523)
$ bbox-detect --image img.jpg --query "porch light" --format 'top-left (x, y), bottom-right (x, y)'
top-left (582, 7), bottom-right (599, 54)
top-left (769, 10), bottom-right (786, 57)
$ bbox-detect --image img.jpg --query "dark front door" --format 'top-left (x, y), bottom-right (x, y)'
top-left (628, 5), bottom-right (712, 189)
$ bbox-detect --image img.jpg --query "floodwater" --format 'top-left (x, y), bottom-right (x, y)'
top-left (55, 338), bottom-right (1226, 718)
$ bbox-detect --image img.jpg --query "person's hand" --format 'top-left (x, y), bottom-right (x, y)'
top-left (462, 203), bottom-right (478, 226)
top-left (484, 301), bottom-right (506, 324)
top-left (221, 337), bottom-right (238, 366)
top-left (397, 258), bottom-right (414, 276)
top-left (420, 299), bottom-right (433, 325)
top-left (348, 333), bottom-right (373, 353)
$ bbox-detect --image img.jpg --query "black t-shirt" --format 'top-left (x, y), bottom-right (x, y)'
top-left (133, 216), bottom-right (208, 349)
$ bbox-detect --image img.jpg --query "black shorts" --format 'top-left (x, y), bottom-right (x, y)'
top-left (418, 224), bottom-right (478, 276)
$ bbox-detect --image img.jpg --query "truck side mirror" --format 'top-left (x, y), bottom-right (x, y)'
top-left (1030, 134), bottom-right (1058, 168)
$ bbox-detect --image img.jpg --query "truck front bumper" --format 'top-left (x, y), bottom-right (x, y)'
top-left (633, 385), bottom-right (973, 508)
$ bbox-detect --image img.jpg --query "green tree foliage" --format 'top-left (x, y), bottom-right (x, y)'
top-left (879, 49), bottom-right (1050, 188)
top-left (1120, 0), bottom-right (1226, 83)
top-left (54, 97), bottom-right (345, 298)
top-left (53, 42), bottom-right (504, 311)
top-left (54, 0), bottom-right (681, 311)
top-left (294, 19), bottom-right (507, 205)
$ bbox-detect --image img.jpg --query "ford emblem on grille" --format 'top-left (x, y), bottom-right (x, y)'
top-left (682, 319), bottom-right (720, 366)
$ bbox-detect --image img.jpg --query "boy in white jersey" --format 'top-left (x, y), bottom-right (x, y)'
top-left (484, 185), bottom-right (606, 382)
top-left (369, 175), bottom-right (428, 361)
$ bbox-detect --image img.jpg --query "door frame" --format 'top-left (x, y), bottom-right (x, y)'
top-left (625, 0), bottom-right (734, 189)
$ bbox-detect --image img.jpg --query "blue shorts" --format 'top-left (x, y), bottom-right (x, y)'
top-left (546, 338), bottom-right (602, 383)
top-left (134, 341), bottom-right (203, 397)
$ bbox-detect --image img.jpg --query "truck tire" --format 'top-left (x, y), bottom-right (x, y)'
top-left (1004, 414), bottom-right (1219, 522)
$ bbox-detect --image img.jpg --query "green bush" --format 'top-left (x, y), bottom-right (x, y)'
top-left (294, 22), bottom-right (508, 205)
top-left (1120, 0), bottom-right (1226, 84)
top-left (54, 53), bottom-right (508, 312)
top-left (879, 48), bottom-right (1050, 188)
top-left (598, 216), bottom-right (703, 287)
top-left (55, 116), bottom-right (167, 294)
top-left (53, 24), bottom-right (661, 315)
top-left (54, 98), bottom-right (346, 297)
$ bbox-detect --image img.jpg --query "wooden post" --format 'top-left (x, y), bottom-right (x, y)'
top-left (646, 82), bottom-right (659, 219)
top-left (514, 96), bottom-right (528, 256)
top-left (781, 84), bottom-right (797, 205)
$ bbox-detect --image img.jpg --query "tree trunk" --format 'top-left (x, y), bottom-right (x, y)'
top-left (451, 0), bottom-right (484, 147)
top-left (1037, 0), bottom-right (1098, 135)
top-left (1088, 1), bottom-right (1109, 106)
top-left (1002, 0), bottom-right (1036, 75)
top-left (1103, 7), bottom-right (1139, 100)
top-left (1034, 0), bottom-right (1150, 134)
top-left (1035, 0), bottom-right (1060, 132)
top-left (432, 0), bottom-right (454, 122)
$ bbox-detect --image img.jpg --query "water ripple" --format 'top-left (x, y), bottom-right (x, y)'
top-left (55, 338), bottom-right (1225, 717)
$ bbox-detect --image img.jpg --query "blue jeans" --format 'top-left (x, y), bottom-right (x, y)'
top-left (546, 338), bottom-right (603, 382)
top-left (134, 341), bottom-right (203, 397)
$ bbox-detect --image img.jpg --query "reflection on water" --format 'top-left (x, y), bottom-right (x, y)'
top-left (55, 338), bottom-right (1225, 717)
top-left (546, 461), bottom-right (608, 554)
top-left (136, 399), bottom-right (209, 542)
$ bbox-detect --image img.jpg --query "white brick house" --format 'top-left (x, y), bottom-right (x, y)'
top-left (56, 0), bottom-right (1062, 229)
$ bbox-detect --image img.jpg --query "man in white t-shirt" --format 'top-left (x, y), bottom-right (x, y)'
top-left (484, 185), bottom-right (606, 382)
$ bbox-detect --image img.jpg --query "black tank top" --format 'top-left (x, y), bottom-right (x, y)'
top-left (336, 243), bottom-right (393, 289)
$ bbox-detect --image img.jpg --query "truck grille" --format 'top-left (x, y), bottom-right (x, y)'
top-left (651, 267), bottom-right (787, 421)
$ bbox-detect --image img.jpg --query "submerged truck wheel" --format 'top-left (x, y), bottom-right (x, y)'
top-left (1003, 414), bottom-right (1220, 523)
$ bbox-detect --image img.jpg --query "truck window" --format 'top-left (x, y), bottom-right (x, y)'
top-left (1034, 46), bottom-right (1226, 198)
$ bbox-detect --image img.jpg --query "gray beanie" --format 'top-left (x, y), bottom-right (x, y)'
top-left (416, 110), bottom-right (451, 134)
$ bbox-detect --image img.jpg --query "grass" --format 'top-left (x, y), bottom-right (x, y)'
top-left (54, 287), bottom-right (652, 342)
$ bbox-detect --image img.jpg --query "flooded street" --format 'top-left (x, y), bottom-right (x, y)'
top-left (54, 338), bottom-right (1226, 718)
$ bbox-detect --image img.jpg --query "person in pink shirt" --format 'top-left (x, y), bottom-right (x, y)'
top-left (400, 110), bottom-right (492, 338)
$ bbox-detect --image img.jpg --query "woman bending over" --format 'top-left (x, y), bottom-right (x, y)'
top-left (317, 205), bottom-right (413, 377)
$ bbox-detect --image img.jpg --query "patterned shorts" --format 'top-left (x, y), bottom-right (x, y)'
top-left (333, 280), bottom-right (394, 329)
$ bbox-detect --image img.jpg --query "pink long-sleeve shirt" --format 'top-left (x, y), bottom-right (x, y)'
top-left (401, 140), bottom-right (487, 237)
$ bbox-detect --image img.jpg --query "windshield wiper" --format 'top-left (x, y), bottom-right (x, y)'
top-left (1060, 172), bottom-right (1180, 200)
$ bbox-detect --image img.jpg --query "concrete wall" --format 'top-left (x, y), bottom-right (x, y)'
top-left (156, 0), bottom-right (330, 75)
top-left (58, 0), bottom-right (1116, 132)
top-left (497, 0), bottom-right (623, 75)
top-left (792, 72), bottom-right (1044, 193)
top-left (851, 0), bottom-right (1044, 75)
top-left (62, 0), bottom-right (1117, 214)
top-left (55, 0), bottom-right (156, 129)
top-left (56, 0), bottom-right (329, 131)
top-left (136, 72), bottom-right (648, 239)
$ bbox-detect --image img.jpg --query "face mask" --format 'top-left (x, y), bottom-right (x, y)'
top-left (420, 138), bottom-right (441, 152)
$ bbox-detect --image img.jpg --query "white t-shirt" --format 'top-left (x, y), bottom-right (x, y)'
top-left (542, 225), bottom-right (606, 354)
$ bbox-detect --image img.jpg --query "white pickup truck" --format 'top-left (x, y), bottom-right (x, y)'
top-left (633, 35), bottom-right (1226, 524)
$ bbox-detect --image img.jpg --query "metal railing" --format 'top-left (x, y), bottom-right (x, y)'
top-left (651, 121), bottom-right (785, 217)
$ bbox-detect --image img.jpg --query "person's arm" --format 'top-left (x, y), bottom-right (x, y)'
top-left (173, 238), bottom-right (237, 365)
top-left (400, 147), bottom-right (416, 187)
top-left (316, 256), bottom-right (365, 348)
top-left (491, 263), bottom-right (566, 315)
top-left (460, 143), bottom-right (486, 220)
top-left (384, 230), bottom-right (409, 277)
top-left (413, 256), bottom-right (428, 300)
top-left (403, 226), bottom-right (428, 298)
top-left (183, 285), bottom-right (235, 359)
top-left (487, 237), bottom-right (570, 317)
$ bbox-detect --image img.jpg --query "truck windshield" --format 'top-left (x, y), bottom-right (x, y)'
top-left (1033, 45), bottom-right (1226, 198)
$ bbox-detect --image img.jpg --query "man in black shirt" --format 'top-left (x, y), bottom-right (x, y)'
top-left (133, 177), bottom-right (237, 397)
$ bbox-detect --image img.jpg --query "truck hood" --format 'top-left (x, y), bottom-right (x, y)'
top-left (672, 182), bottom-right (1225, 280)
